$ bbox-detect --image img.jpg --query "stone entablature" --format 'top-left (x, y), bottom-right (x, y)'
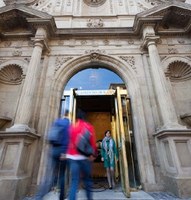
top-left (29, 0), bottom-right (179, 17)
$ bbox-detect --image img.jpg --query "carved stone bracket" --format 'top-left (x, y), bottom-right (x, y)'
top-left (85, 49), bottom-right (106, 62)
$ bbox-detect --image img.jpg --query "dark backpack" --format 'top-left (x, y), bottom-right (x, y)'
top-left (75, 128), bottom-right (94, 156)
top-left (47, 123), bottom-right (64, 145)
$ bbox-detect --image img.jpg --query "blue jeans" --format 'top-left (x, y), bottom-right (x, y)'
top-left (69, 159), bottom-right (93, 200)
top-left (34, 147), bottom-right (67, 200)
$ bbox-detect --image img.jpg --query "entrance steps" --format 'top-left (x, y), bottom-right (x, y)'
top-left (77, 190), bottom-right (154, 200)
top-left (24, 190), bottom-right (189, 200)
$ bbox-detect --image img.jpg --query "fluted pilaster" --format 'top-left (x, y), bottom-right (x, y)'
top-left (142, 26), bottom-right (185, 130)
top-left (7, 27), bottom-right (47, 133)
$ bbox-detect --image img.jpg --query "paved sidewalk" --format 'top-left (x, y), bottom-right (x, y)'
top-left (24, 188), bottom-right (191, 200)
top-left (23, 179), bottom-right (191, 200)
top-left (24, 190), bottom-right (191, 200)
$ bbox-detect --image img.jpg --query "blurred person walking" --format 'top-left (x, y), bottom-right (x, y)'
top-left (67, 109), bottom-right (97, 200)
top-left (33, 109), bottom-right (70, 200)
top-left (101, 130), bottom-right (118, 189)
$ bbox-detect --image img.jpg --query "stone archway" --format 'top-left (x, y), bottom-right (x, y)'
top-left (39, 53), bottom-right (156, 188)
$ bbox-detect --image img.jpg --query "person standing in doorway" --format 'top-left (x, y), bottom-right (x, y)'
top-left (33, 109), bottom-right (70, 200)
top-left (67, 109), bottom-right (97, 200)
top-left (101, 130), bottom-right (118, 189)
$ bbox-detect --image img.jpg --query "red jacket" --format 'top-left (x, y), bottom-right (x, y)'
top-left (67, 119), bottom-right (97, 158)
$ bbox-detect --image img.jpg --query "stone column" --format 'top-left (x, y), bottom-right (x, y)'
top-left (7, 27), bottom-right (48, 133)
top-left (142, 26), bottom-right (184, 130)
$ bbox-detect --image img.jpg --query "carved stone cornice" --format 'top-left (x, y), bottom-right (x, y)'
top-left (4, 0), bottom-right (38, 6)
top-left (27, 18), bottom-right (57, 37)
top-left (134, 1), bottom-right (191, 36)
top-left (0, 4), bottom-right (55, 38)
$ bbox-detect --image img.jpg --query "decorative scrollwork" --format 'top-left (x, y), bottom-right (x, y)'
top-left (55, 56), bottom-right (73, 72)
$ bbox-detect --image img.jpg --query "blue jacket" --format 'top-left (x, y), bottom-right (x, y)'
top-left (52, 117), bottom-right (70, 154)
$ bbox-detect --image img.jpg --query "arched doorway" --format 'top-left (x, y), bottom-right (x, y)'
top-left (46, 54), bottom-right (156, 197)
top-left (60, 67), bottom-right (141, 196)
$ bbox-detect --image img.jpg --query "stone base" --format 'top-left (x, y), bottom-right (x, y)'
top-left (142, 182), bottom-right (164, 192)
top-left (0, 176), bottom-right (31, 200)
top-left (6, 124), bottom-right (36, 134)
top-left (163, 175), bottom-right (191, 198)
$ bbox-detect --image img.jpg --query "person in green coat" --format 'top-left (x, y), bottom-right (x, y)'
top-left (101, 130), bottom-right (118, 189)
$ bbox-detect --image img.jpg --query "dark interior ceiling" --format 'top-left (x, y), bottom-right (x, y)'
top-left (76, 95), bottom-right (115, 113)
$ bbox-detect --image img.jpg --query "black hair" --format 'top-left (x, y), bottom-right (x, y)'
top-left (104, 130), bottom-right (111, 136)
top-left (64, 109), bottom-right (69, 116)
top-left (76, 108), bottom-right (86, 120)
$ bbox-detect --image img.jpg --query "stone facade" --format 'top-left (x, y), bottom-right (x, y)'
top-left (0, 0), bottom-right (191, 199)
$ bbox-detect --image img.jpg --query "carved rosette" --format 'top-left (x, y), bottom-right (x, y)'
top-left (0, 64), bottom-right (24, 85)
top-left (83, 0), bottom-right (106, 7)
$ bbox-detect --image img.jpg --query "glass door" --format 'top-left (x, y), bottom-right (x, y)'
top-left (115, 87), bottom-right (130, 197)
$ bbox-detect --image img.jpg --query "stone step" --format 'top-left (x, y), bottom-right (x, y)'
top-left (41, 190), bottom-right (154, 200)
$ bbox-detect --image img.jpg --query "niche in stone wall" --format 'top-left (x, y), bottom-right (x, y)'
top-left (165, 60), bottom-right (191, 127)
top-left (0, 64), bottom-right (24, 130)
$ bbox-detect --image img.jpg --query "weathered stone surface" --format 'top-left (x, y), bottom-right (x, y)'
top-left (0, 1), bottom-right (191, 200)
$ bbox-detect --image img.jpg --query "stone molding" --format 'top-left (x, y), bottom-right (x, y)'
top-left (0, 2), bottom-right (191, 38)
top-left (4, 0), bottom-right (37, 5)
